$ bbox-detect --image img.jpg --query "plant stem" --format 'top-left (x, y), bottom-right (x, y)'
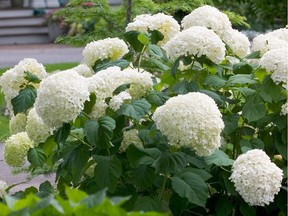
top-left (138, 45), bottom-right (147, 71)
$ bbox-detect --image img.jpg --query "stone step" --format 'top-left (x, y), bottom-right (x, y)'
top-left (0, 17), bottom-right (45, 27)
top-left (0, 34), bottom-right (50, 45)
top-left (0, 26), bottom-right (48, 36)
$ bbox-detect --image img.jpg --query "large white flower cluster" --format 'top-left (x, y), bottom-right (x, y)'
top-left (72, 64), bottom-right (94, 77)
top-left (87, 66), bottom-right (153, 119)
top-left (252, 32), bottom-right (288, 56)
top-left (0, 58), bottom-right (47, 111)
top-left (230, 149), bottom-right (283, 206)
top-left (9, 113), bottom-right (27, 135)
top-left (181, 5), bottom-right (232, 38)
top-left (0, 180), bottom-right (7, 198)
top-left (26, 108), bottom-right (53, 145)
top-left (109, 91), bottom-right (132, 111)
top-left (259, 48), bottom-right (288, 89)
top-left (82, 37), bottom-right (129, 67)
top-left (269, 28), bottom-right (288, 43)
top-left (34, 70), bottom-right (90, 128)
top-left (222, 29), bottom-right (250, 58)
top-left (4, 132), bottom-right (34, 167)
top-left (152, 92), bottom-right (224, 156)
top-left (120, 129), bottom-right (143, 152)
top-left (163, 26), bottom-right (226, 64)
top-left (126, 13), bottom-right (180, 45)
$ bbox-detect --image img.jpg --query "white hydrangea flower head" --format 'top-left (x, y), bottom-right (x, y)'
top-left (34, 70), bottom-right (90, 128)
top-left (230, 149), bottom-right (283, 206)
top-left (251, 34), bottom-right (288, 56)
top-left (9, 113), bottom-right (27, 135)
top-left (0, 180), bottom-right (7, 198)
top-left (163, 26), bottom-right (226, 64)
top-left (72, 64), bottom-right (94, 77)
top-left (259, 48), bottom-right (288, 89)
top-left (4, 132), bottom-right (34, 167)
top-left (109, 91), bottom-right (132, 111)
top-left (120, 129), bottom-right (143, 152)
top-left (26, 108), bottom-right (53, 145)
top-left (152, 92), bottom-right (224, 156)
top-left (82, 38), bottom-right (129, 67)
top-left (280, 102), bottom-right (288, 115)
top-left (181, 5), bottom-right (232, 38)
top-left (222, 29), bottom-right (251, 58)
top-left (268, 28), bottom-right (288, 43)
top-left (0, 58), bottom-right (47, 111)
top-left (126, 13), bottom-right (180, 45)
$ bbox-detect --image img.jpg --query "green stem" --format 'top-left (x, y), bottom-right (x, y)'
top-left (138, 45), bottom-right (147, 71)
top-left (69, 133), bottom-right (92, 149)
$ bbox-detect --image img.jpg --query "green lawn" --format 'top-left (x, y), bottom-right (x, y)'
top-left (0, 62), bottom-right (79, 141)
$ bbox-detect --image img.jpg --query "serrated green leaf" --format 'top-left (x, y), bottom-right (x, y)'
top-left (232, 62), bottom-right (253, 74)
top-left (204, 150), bottom-right (234, 166)
top-left (134, 196), bottom-right (164, 212)
top-left (171, 172), bottom-right (208, 207)
top-left (54, 123), bottom-right (71, 144)
top-left (235, 87), bottom-right (256, 97)
top-left (148, 44), bottom-right (163, 58)
top-left (172, 80), bottom-right (198, 94)
top-left (199, 89), bottom-right (224, 105)
top-left (171, 56), bottom-right (182, 78)
top-left (11, 86), bottom-right (37, 115)
top-left (131, 165), bottom-right (155, 189)
top-left (182, 168), bottom-right (212, 181)
top-left (117, 99), bottom-right (151, 121)
top-left (146, 91), bottom-right (168, 106)
top-left (24, 71), bottom-right (41, 83)
top-left (124, 31), bottom-right (144, 52)
top-left (113, 83), bottom-right (131, 95)
top-left (259, 75), bottom-right (283, 102)
top-left (27, 148), bottom-right (47, 168)
top-left (226, 74), bottom-right (257, 86)
top-left (153, 151), bottom-right (187, 174)
top-left (223, 114), bottom-right (240, 135)
top-left (149, 30), bottom-right (164, 45)
top-left (149, 58), bottom-right (170, 71)
top-left (242, 102), bottom-right (266, 122)
top-left (244, 50), bottom-right (261, 59)
top-left (94, 59), bottom-right (130, 72)
top-left (93, 155), bottom-right (122, 193)
top-left (84, 116), bottom-right (115, 148)
top-left (138, 33), bottom-right (150, 45)
top-left (80, 188), bottom-right (107, 208)
top-left (203, 75), bottom-right (227, 87)
top-left (83, 93), bottom-right (96, 115)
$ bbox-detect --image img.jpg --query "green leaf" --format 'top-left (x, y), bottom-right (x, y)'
top-left (131, 165), bottom-right (155, 189)
top-left (242, 102), bottom-right (266, 122)
top-left (215, 197), bottom-right (233, 216)
top-left (153, 151), bottom-right (187, 174)
top-left (259, 75), bottom-right (283, 102)
top-left (146, 91), bottom-right (168, 107)
top-left (203, 75), bottom-right (227, 88)
top-left (138, 33), bottom-right (150, 45)
top-left (226, 74), bottom-right (257, 86)
top-left (223, 114), bottom-right (239, 135)
top-left (134, 196), bottom-right (164, 212)
top-left (27, 148), bottom-right (47, 168)
top-left (171, 56), bottom-right (182, 78)
top-left (239, 202), bottom-right (256, 216)
top-left (113, 83), bottom-right (131, 95)
top-left (149, 30), bottom-right (164, 44)
top-left (244, 50), bottom-right (261, 59)
top-left (172, 80), bottom-right (198, 94)
top-left (54, 123), bottom-right (71, 144)
top-left (61, 144), bottom-right (90, 186)
top-left (117, 99), bottom-right (151, 121)
top-left (94, 59), bottom-right (130, 72)
top-left (83, 93), bottom-right (96, 115)
top-left (182, 168), bottom-right (212, 181)
top-left (93, 155), bottom-right (122, 193)
top-left (235, 87), bottom-right (256, 97)
top-left (65, 187), bottom-right (87, 203)
top-left (24, 71), bottom-right (41, 84)
top-left (11, 86), bottom-right (37, 115)
top-left (199, 89), bottom-right (224, 105)
top-left (149, 58), bottom-right (170, 71)
top-left (80, 188), bottom-right (107, 208)
top-left (204, 150), bottom-right (234, 166)
top-left (148, 44), bottom-right (163, 58)
top-left (232, 62), bottom-right (253, 74)
top-left (84, 116), bottom-right (116, 148)
top-left (124, 31), bottom-right (144, 52)
top-left (171, 172), bottom-right (208, 207)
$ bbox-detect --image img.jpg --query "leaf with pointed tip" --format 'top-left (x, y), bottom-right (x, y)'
top-left (11, 86), bottom-right (37, 115)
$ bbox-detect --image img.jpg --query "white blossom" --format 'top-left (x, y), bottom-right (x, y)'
top-left (34, 70), bottom-right (90, 128)
top-left (152, 92), bottom-right (224, 156)
top-left (72, 64), bottom-right (94, 77)
top-left (222, 29), bottom-right (251, 58)
top-left (163, 26), bottom-right (226, 64)
top-left (26, 108), bottom-right (53, 145)
top-left (230, 149), bottom-right (283, 206)
top-left (109, 92), bottom-right (132, 111)
top-left (126, 13), bottom-right (180, 45)
top-left (280, 102), bottom-right (288, 116)
top-left (259, 48), bottom-right (288, 89)
top-left (268, 28), bottom-right (288, 43)
top-left (9, 113), bottom-right (27, 134)
top-left (4, 132), bottom-right (34, 167)
top-left (0, 180), bottom-right (7, 198)
top-left (82, 38), bottom-right (129, 67)
top-left (181, 5), bottom-right (232, 38)
top-left (120, 129), bottom-right (143, 152)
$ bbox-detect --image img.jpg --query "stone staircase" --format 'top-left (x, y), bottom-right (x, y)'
top-left (0, 9), bottom-right (51, 45)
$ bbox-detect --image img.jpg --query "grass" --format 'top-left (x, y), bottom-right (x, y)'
top-left (0, 62), bottom-right (79, 141)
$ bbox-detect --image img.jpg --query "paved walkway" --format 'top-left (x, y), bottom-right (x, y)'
top-left (0, 43), bottom-right (84, 68)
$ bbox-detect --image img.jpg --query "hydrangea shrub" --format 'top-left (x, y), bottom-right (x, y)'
top-left (0, 5), bottom-right (287, 216)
